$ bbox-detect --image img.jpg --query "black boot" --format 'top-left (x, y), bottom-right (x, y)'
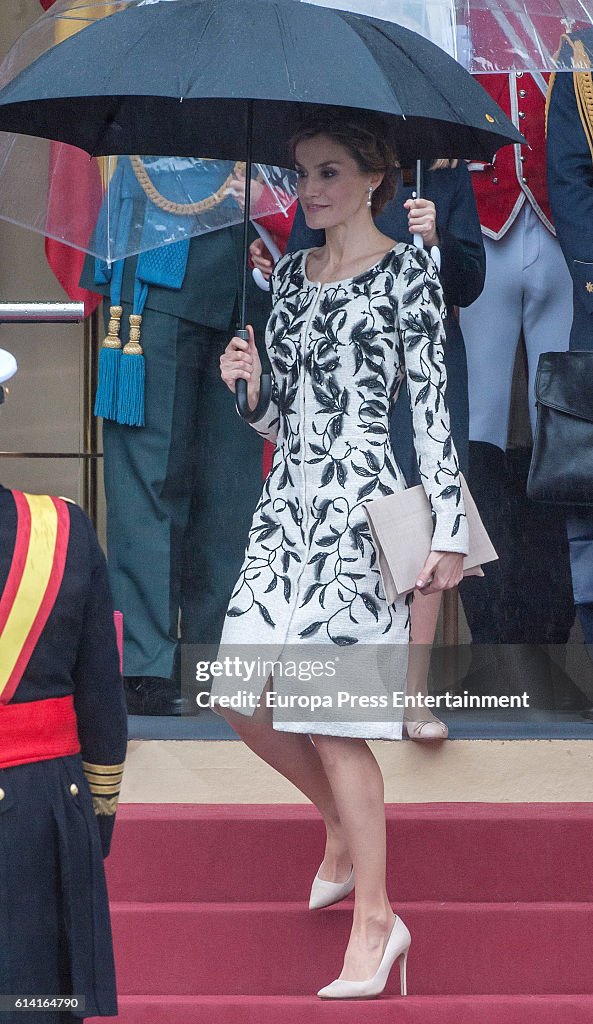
top-left (123, 676), bottom-right (189, 716)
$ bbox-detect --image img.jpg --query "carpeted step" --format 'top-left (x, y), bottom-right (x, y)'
top-left (106, 804), bottom-right (593, 904)
top-left (109, 901), bottom-right (593, 996)
top-left (88, 993), bottom-right (593, 1023)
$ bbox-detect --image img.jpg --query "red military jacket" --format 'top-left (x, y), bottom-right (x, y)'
top-left (469, 73), bottom-right (555, 239)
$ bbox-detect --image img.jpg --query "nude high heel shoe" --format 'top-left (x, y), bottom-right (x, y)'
top-left (309, 865), bottom-right (355, 910)
top-left (316, 915), bottom-right (411, 999)
top-left (404, 717), bottom-right (448, 741)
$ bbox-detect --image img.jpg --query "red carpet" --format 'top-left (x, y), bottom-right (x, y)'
top-left (89, 803), bottom-right (593, 1022)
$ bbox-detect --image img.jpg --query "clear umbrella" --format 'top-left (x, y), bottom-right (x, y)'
top-left (0, 138), bottom-right (296, 263)
top-left (302, 0), bottom-right (593, 72)
top-left (0, 0), bottom-right (296, 263)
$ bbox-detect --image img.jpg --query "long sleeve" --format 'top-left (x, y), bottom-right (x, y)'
top-left (547, 55), bottom-right (593, 299)
top-left (396, 246), bottom-right (469, 554)
top-left (71, 509), bottom-right (127, 857)
top-left (245, 255), bottom-right (292, 442)
top-left (432, 164), bottom-right (485, 308)
top-left (246, 376), bottom-right (281, 442)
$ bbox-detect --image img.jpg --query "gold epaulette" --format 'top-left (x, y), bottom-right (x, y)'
top-left (547, 34), bottom-right (593, 160)
top-left (82, 759), bottom-right (125, 817)
top-left (572, 40), bottom-right (593, 163)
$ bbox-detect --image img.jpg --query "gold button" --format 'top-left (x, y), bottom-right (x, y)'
top-left (519, 89), bottom-right (526, 97)
top-left (518, 111), bottom-right (526, 119)
top-left (492, 177), bottom-right (499, 184)
top-left (586, 281), bottom-right (593, 293)
top-left (516, 71), bottom-right (523, 78)
top-left (70, 783), bottom-right (79, 797)
top-left (0, 788), bottom-right (5, 801)
top-left (520, 154), bottom-right (525, 162)
top-left (522, 177), bottom-right (528, 184)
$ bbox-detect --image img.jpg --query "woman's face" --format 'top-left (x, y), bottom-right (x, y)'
top-left (294, 134), bottom-right (380, 231)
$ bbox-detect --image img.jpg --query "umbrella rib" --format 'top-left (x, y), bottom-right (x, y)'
top-left (365, 19), bottom-right (503, 152)
top-left (273, 6), bottom-right (302, 103)
top-left (351, 19), bottom-right (410, 121)
top-left (366, 21), bottom-right (459, 125)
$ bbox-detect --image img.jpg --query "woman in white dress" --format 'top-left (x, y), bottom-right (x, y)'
top-left (218, 107), bottom-right (468, 999)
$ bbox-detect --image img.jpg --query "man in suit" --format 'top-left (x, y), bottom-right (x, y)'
top-left (547, 29), bottom-right (593, 693)
top-left (82, 159), bottom-right (271, 714)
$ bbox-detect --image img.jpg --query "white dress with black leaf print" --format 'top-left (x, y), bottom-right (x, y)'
top-left (215, 243), bottom-right (469, 739)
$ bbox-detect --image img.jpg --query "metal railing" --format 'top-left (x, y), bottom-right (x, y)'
top-left (0, 302), bottom-right (84, 323)
top-left (0, 302), bottom-right (101, 524)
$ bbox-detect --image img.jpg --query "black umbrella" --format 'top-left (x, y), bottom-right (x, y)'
top-left (0, 0), bottom-right (523, 161)
top-left (0, 0), bottom-right (524, 418)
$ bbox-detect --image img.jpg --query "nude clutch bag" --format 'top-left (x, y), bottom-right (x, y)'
top-left (363, 473), bottom-right (498, 602)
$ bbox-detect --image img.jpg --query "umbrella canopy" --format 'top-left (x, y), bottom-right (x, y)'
top-left (0, 0), bottom-right (524, 164)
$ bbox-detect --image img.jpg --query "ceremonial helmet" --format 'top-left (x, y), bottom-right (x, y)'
top-left (0, 348), bottom-right (17, 404)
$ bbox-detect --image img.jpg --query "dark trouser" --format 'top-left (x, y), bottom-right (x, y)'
top-left (458, 443), bottom-right (588, 709)
top-left (576, 603), bottom-right (593, 646)
top-left (566, 511), bottom-right (593, 648)
top-left (103, 305), bottom-right (264, 678)
top-left (460, 443), bottom-right (575, 645)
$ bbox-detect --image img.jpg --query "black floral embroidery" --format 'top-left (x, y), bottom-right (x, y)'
top-left (220, 244), bottom-right (468, 649)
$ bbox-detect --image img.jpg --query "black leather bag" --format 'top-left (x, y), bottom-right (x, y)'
top-left (527, 351), bottom-right (593, 505)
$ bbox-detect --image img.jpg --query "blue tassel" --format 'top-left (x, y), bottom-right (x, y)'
top-left (116, 314), bottom-right (145, 427)
top-left (94, 305), bottom-right (123, 421)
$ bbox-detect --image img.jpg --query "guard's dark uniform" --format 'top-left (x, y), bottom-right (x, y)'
top-left (546, 28), bottom-right (593, 638)
top-left (0, 485), bottom-right (127, 1023)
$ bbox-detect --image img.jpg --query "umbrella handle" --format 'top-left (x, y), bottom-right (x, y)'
top-left (235, 329), bottom-right (272, 422)
top-left (252, 267), bottom-right (271, 292)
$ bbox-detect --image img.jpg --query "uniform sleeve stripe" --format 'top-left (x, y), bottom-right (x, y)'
top-left (87, 782), bottom-right (122, 795)
top-left (84, 771), bottom-right (124, 784)
top-left (82, 760), bottom-right (125, 776)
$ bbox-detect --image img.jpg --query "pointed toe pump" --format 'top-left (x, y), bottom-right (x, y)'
top-left (316, 915), bottom-right (411, 999)
top-left (309, 865), bottom-right (355, 910)
top-left (404, 717), bottom-right (448, 741)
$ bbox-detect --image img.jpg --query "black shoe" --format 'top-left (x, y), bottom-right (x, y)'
top-left (124, 676), bottom-right (190, 716)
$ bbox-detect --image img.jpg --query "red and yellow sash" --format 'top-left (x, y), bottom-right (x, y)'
top-left (0, 490), bottom-right (70, 704)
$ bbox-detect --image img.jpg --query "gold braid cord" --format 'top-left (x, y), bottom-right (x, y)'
top-left (123, 313), bottom-right (143, 356)
top-left (129, 155), bottom-right (245, 216)
top-left (549, 36), bottom-right (593, 159)
top-left (102, 305), bottom-right (123, 350)
top-left (572, 40), bottom-right (593, 163)
top-left (545, 71), bottom-right (556, 137)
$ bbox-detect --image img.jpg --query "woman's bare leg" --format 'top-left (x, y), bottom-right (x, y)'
top-left (406, 591), bottom-right (445, 728)
top-left (218, 678), bottom-right (351, 881)
top-left (312, 734), bottom-right (396, 981)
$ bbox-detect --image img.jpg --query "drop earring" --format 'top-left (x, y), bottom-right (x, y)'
top-left (367, 185), bottom-right (373, 208)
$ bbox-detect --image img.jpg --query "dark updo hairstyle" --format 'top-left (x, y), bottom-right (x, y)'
top-left (289, 106), bottom-right (398, 217)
